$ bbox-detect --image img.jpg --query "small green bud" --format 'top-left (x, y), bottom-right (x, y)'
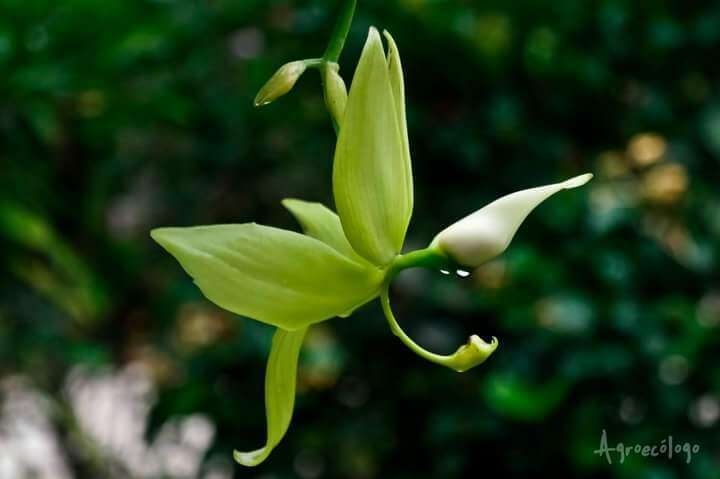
top-left (322, 62), bottom-right (348, 126)
top-left (254, 60), bottom-right (308, 107)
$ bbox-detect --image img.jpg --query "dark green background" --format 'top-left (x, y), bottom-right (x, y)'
top-left (2, 0), bottom-right (720, 477)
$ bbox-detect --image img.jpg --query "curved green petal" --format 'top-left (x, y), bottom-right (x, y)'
top-left (333, 27), bottom-right (412, 267)
top-left (234, 327), bottom-right (307, 466)
top-left (151, 224), bottom-right (383, 330)
top-left (281, 198), bottom-right (365, 264)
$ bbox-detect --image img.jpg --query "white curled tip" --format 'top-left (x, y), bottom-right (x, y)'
top-left (431, 173), bottom-right (593, 268)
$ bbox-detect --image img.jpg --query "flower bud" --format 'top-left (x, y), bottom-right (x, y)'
top-left (322, 62), bottom-right (348, 126)
top-left (431, 173), bottom-right (593, 267)
top-left (254, 60), bottom-right (308, 107)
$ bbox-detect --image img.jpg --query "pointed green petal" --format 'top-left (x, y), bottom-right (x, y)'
top-left (234, 327), bottom-right (307, 466)
top-left (383, 30), bottom-right (413, 215)
top-left (333, 27), bottom-right (412, 266)
top-left (282, 198), bottom-right (365, 264)
top-left (151, 224), bottom-right (382, 330)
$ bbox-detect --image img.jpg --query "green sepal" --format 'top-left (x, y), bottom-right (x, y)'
top-left (333, 27), bottom-right (413, 266)
top-left (234, 327), bottom-right (307, 466)
top-left (151, 224), bottom-right (383, 330)
top-left (282, 198), bottom-right (366, 265)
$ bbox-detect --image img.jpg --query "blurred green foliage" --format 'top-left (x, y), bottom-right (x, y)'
top-left (1, 0), bottom-right (720, 478)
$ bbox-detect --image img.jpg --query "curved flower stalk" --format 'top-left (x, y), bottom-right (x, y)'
top-left (151, 3), bottom-right (593, 467)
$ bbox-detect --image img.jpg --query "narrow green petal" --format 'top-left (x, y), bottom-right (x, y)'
top-left (151, 224), bottom-right (382, 330)
top-left (383, 30), bottom-right (413, 219)
top-left (333, 27), bottom-right (412, 266)
top-left (282, 198), bottom-right (365, 264)
top-left (234, 327), bottom-right (307, 466)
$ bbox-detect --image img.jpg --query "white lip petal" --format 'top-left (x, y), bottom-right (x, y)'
top-left (432, 173), bottom-right (593, 267)
top-left (562, 173), bottom-right (594, 189)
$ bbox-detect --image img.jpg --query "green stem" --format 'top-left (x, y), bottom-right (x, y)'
top-left (323, 0), bottom-right (357, 62)
top-left (379, 248), bottom-right (499, 372)
top-left (304, 58), bottom-right (325, 68)
top-left (386, 247), bottom-right (452, 279)
top-left (380, 283), bottom-right (458, 367)
top-left (312, 0), bottom-right (356, 133)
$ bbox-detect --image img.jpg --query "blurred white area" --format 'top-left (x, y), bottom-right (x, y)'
top-left (0, 376), bottom-right (73, 479)
top-left (0, 364), bottom-right (233, 479)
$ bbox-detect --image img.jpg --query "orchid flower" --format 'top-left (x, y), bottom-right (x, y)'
top-left (151, 17), bottom-right (592, 467)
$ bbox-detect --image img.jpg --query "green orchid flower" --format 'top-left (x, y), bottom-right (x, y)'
top-left (151, 24), bottom-right (592, 467)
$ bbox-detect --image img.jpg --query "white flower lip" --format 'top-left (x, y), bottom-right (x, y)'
top-left (432, 173), bottom-right (594, 268)
top-left (562, 172), bottom-right (593, 189)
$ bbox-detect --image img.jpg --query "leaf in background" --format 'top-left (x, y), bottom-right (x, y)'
top-left (0, 201), bottom-right (109, 324)
top-left (333, 28), bottom-right (413, 267)
top-left (151, 224), bottom-right (383, 330)
top-left (234, 326), bottom-right (307, 466)
top-left (483, 373), bottom-right (569, 421)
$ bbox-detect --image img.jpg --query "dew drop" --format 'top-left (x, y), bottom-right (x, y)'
top-left (439, 269), bottom-right (450, 275)
top-left (456, 269), bottom-right (471, 278)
